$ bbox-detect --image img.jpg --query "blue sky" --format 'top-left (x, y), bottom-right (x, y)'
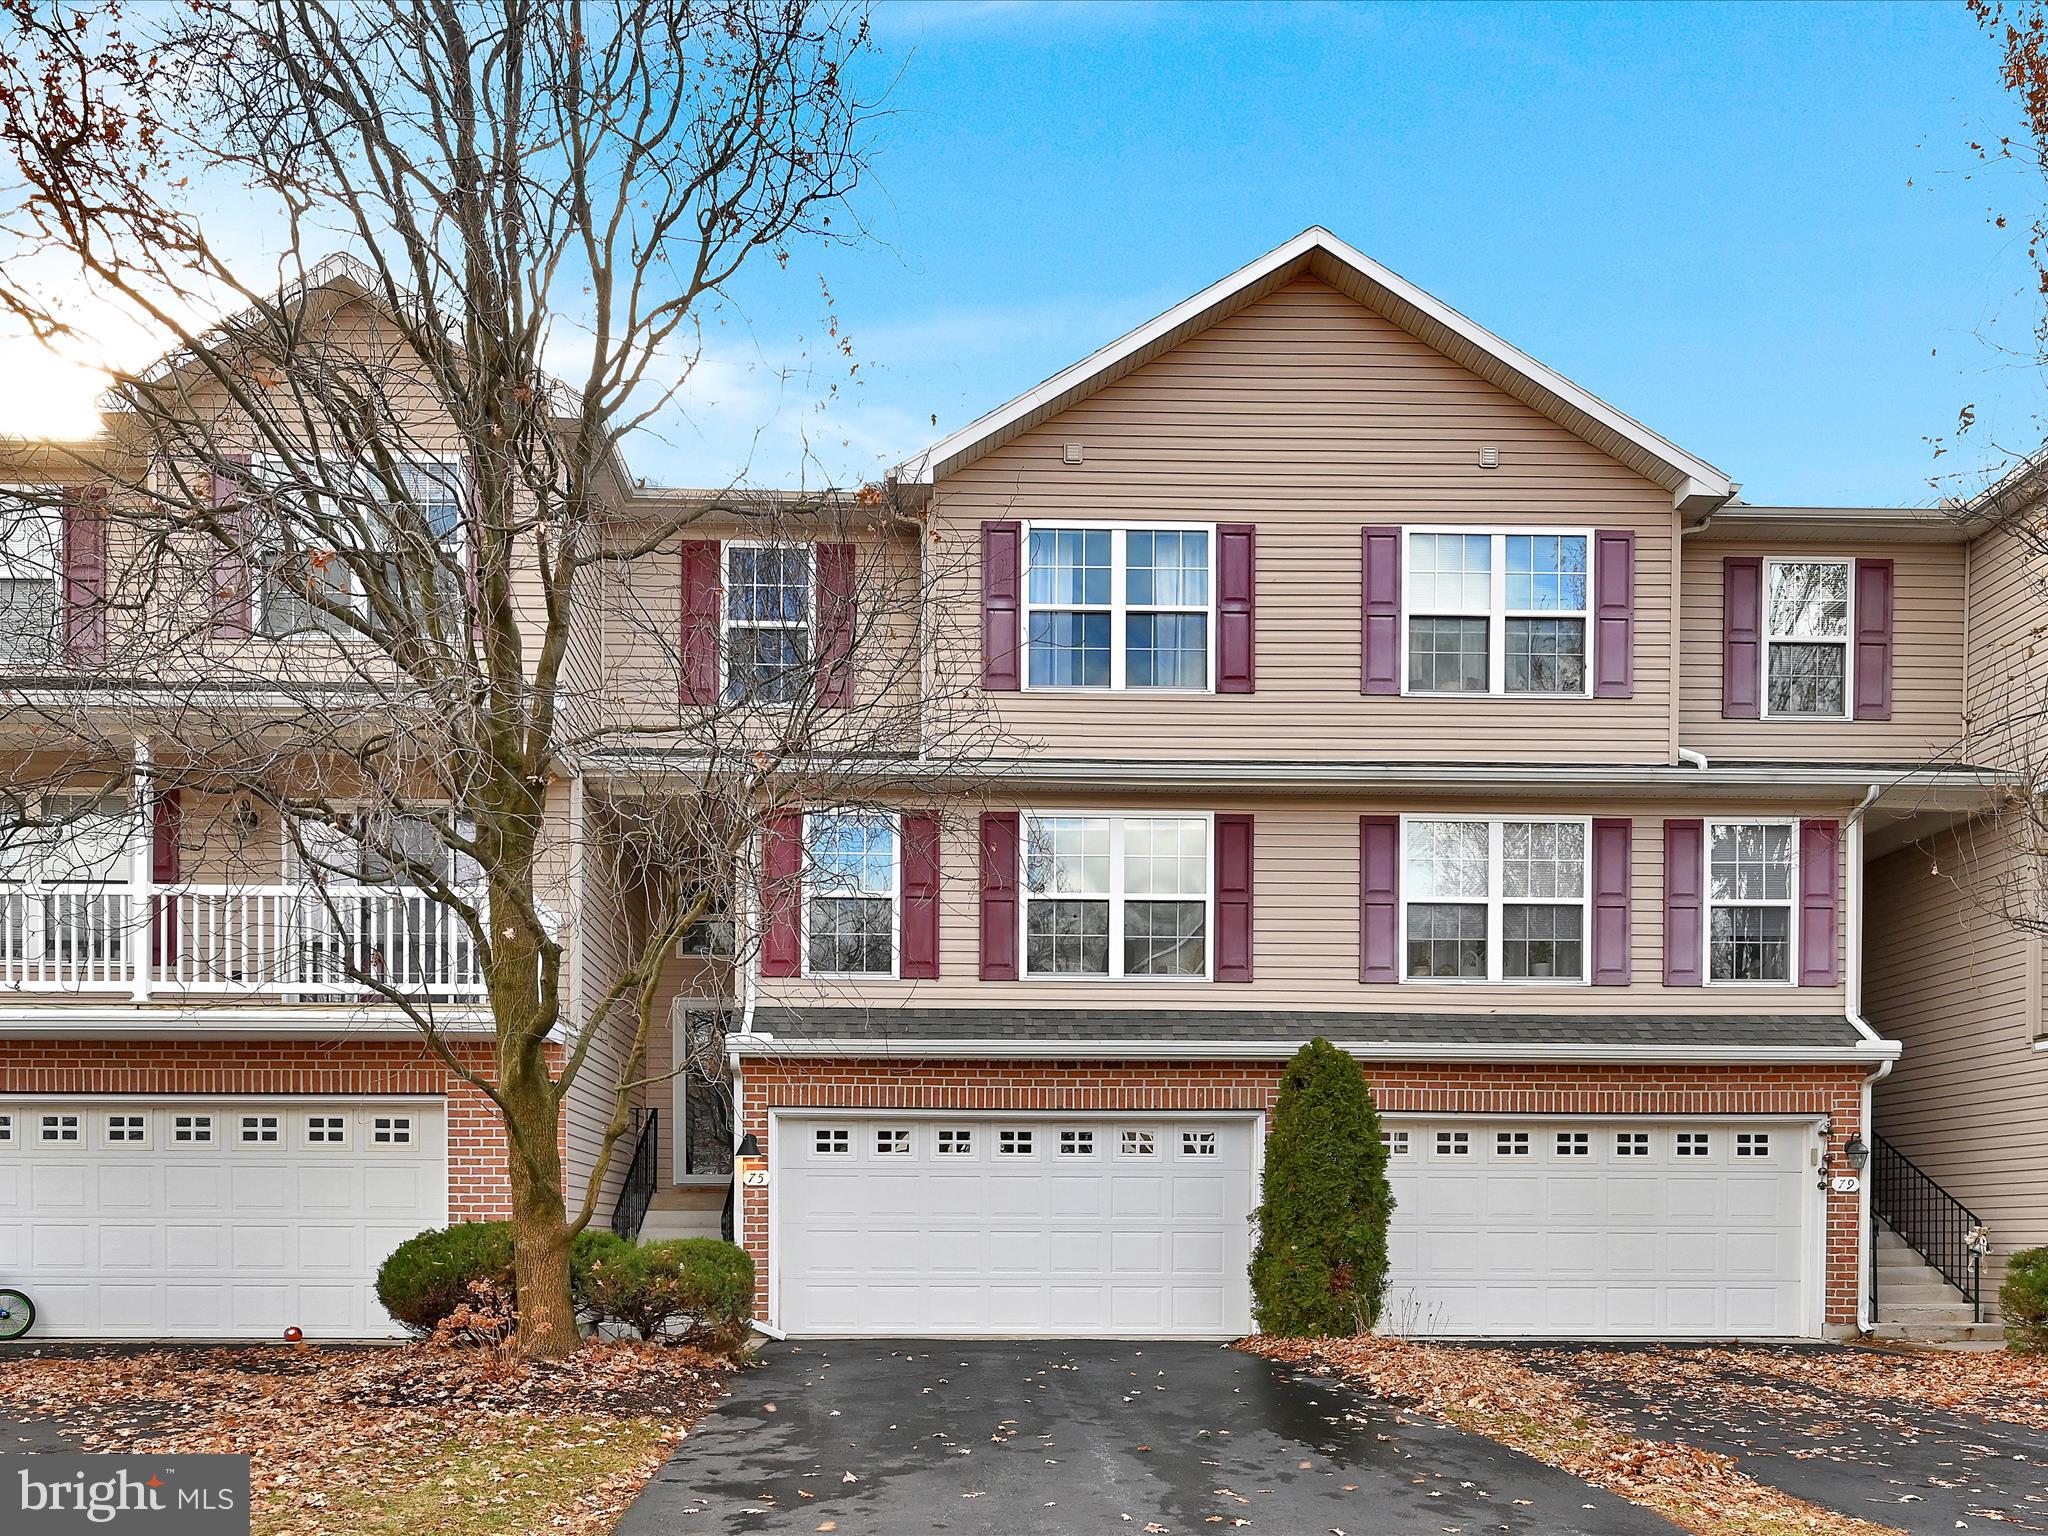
top-left (655, 0), bottom-right (2045, 506)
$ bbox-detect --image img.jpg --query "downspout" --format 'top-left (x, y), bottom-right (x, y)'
top-left (1676, 747), bottom-right (1710, 772)
top-left (1845, 781), bottom-right (1890, 1334)
top-left (1675, 499), bottom-right (1723, 773)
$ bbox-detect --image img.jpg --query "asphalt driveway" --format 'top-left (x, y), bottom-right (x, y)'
top-left (1515, 1344), bottom-right (2048, 1535)
top-left (618, 1338), bottom-right (1680, 1535)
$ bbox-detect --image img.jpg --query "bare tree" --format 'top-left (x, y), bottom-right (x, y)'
top-left (0, 0), bottom-right (986, 1358)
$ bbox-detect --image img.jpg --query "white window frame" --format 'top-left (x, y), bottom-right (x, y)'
top-left (304, 1113), bottom-right (349, 1148)
top-left (1761, 557), bottom-right (1854, 721)
top-left (1019, 810), bottom-right (1215, 982)
top-left (1703, 817), bottom-right (1801, 987)
top-left (1397, 815), bottom-right (1592, 985)
top-left (1399, 526), bottom-right (1595, 698)
top-left (0, 484), bottom-right (62, 665)
top-left (102, 1111), bottom-right (151, 1149)
top-left (250, 453), bottom-right (465, 639)
top-left (799, 810), bottom-right (901, 980)
top-left (1019, 521), bottom-right (1217, 693)
top-left (720, 539), bottom-right (814, 704)
top-left (370, 1113), bottom-right (415, 1148)
top-left (170, 1112), bottom-right (214, 1146)
top-left (0, 1113), bottom-right (14, 1146)
top-left (239, 1113), bottom-right (282, 1145)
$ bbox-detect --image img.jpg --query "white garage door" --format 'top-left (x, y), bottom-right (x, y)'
top-left (0, 1099), bottom-right (447, 1339)
top-left (1384, 1117), bottom-right (1815, 1338)
top-left (776, 1115), bottom-right (1257, 1337)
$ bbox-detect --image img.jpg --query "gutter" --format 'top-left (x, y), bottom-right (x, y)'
top-left (728, 1032), bottom-right (1900, 1066)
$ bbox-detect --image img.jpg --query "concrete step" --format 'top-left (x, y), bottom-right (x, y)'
top-left (1868, 1321), bottom-right (2006, 1347)
top-left (638, 1208), bottom-right (724, 1242)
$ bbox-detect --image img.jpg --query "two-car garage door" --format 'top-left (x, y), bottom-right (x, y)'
top-left (0, 1099), bottom-right (446, 1338)
top-left (773, 1114), bottom-right (1816, 1339)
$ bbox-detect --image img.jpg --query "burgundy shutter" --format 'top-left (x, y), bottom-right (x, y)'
top-left (815, 542), bottom-right (856, 708)
top-left (1662, 819), bottom-right (1704, 986)
top-left (150, 788), bottom-right (181, 966)
top-left (1853, 558), bottom-right (1894, 722)
top-left (759, 811), bottom-right (802, 978)
top-left (679, 540), bottom-right (720, 705)
top-left (1359, 814), bottom-right (1400, 982)
top-left (1359, 527), bottom-right (1402, 695)
top-left (1799, 819), bottom-right (1841, 987)
top-left (210, 455), bottom-right (253, 637)
top-left (1214, 813), bottom-right (1254, 981)
top-left (978, 811), bottom-right (1020, 980)
top-left (1721, 556), bottom-right (1763, 719)
top-left (61, 486), bottom-right (107, 662)
top-left (982, 520), bottom-right (1022, 691)
top-left (1215, 524), bottom-right (1256, 694)
top-left (899, 811), bottom-right (941, 980)
top-left (1589, 817), bottom-right (1632, 985)
top-left (1592, 530), bottom-right (1635, 699)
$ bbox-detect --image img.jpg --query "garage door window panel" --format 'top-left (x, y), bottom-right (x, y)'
top-left (0, 1113), bottom-right (14, 1146)
top-left (874, 1127), bottom-right (911, 1157)
top-left (103, 1113), bottom-right (149, 1147)
top-left (39, 1114), bottom-right (80, 1144)
top-left (1403, 817), bottom-right (1589, 983)
top-left (240, 1115), bottom-right (280, 1145)
top-left (1023, 814), bottom-right (1211, 980)
top-left (171, 1114), bottom-right (213, 1145)
top-left (1707, 821), bottom-right (1797, 983)
top-left (305, 1115), bottom-right (347, 1147)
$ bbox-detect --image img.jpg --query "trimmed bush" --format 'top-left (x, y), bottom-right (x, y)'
top-left (376, 1222), bottom-right (515, 1336)
top-left (2003, 1246), bottom-right (2048, 1354)
top-left (578, 1237), bottom-right (754, 1349)
top-left (1249, 1037), bottom-right (1394, 1337)
top-left (376, 1222), bottom-right (635, 1337)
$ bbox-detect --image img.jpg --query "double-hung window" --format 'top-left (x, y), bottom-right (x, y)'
top-left (1402, 817), bottom-right (1589, 982)
top-left (1023, 525), bottom-right (1212, 691)
top-left (0, 487), bottom-right (60, 664)
top-left (1022, 813), bottom-right (1210, 979)
top-left (804, 811), bottom-right (898, 976)
top-left (254, 457), bottom-right (464, 638)
top-left (1706, 820), bottom-right (1796, 982)
top-left (724, 542), bottom-right (811, 703)
top-left (1763, 559), bottom-right (1851, 718)
top-left (1404, 530), bottom-right (1590, 695)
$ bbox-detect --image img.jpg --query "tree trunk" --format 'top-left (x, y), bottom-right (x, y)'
top-left (502, 1030), bottom-right (581, 1357)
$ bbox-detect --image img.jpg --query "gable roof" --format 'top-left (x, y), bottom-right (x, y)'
top-left (891, 227), bottom-right (1737, 515)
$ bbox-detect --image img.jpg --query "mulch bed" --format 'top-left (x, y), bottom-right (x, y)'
top-left (1243, 1335), bottom-right (1987, 1536)
top-left (0, 1341), bottom-right (731, 1536)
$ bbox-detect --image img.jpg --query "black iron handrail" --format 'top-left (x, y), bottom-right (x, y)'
top-left (610, 1108), bottom-right (660, 1242)
top-left (1870, 1133), bottom-right (1986, 1323)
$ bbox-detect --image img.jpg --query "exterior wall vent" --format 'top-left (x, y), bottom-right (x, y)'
top-left (1478, 446), bottom-right (1500, 469)
top-left (1062, 443), bottom-right (1084, 465)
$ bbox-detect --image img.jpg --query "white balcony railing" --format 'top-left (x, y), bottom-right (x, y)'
top-left (0, 883), bottom-right (488, 1002)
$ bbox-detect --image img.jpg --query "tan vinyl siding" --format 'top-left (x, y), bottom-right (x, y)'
top-left (924, 276), bottom-right (1681, 764)
top-left (1679, 539), bottom-right (1965, 762)
top-left (1868, 819), bottom-right (2048, 1297)
top-left (1963, 521), bottom-right (2048, 773)
top-left (751, 793), bottom-right (1853, 1018)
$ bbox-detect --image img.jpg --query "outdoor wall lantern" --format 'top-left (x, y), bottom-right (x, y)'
top-left (735, 1133), bottom-right (762, 1158)
top-left (1844, 1135), bottom-right (1869, 1172)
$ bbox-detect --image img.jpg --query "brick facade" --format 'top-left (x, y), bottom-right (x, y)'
top-left (736, 1055), bottom-right (1870, 1331)
top-left (0, 1037), bottom-right (525, 1222)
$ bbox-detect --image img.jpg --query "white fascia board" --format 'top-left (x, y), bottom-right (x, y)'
top-left (731, 1032), bottom-right (1902, 1066)
top-left (893, 227), bottom-right (1735, 508)
top-left (583, 751), bottom-right (2010, 799)
top-left (0, 1006), bottom-right (494, 1038)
